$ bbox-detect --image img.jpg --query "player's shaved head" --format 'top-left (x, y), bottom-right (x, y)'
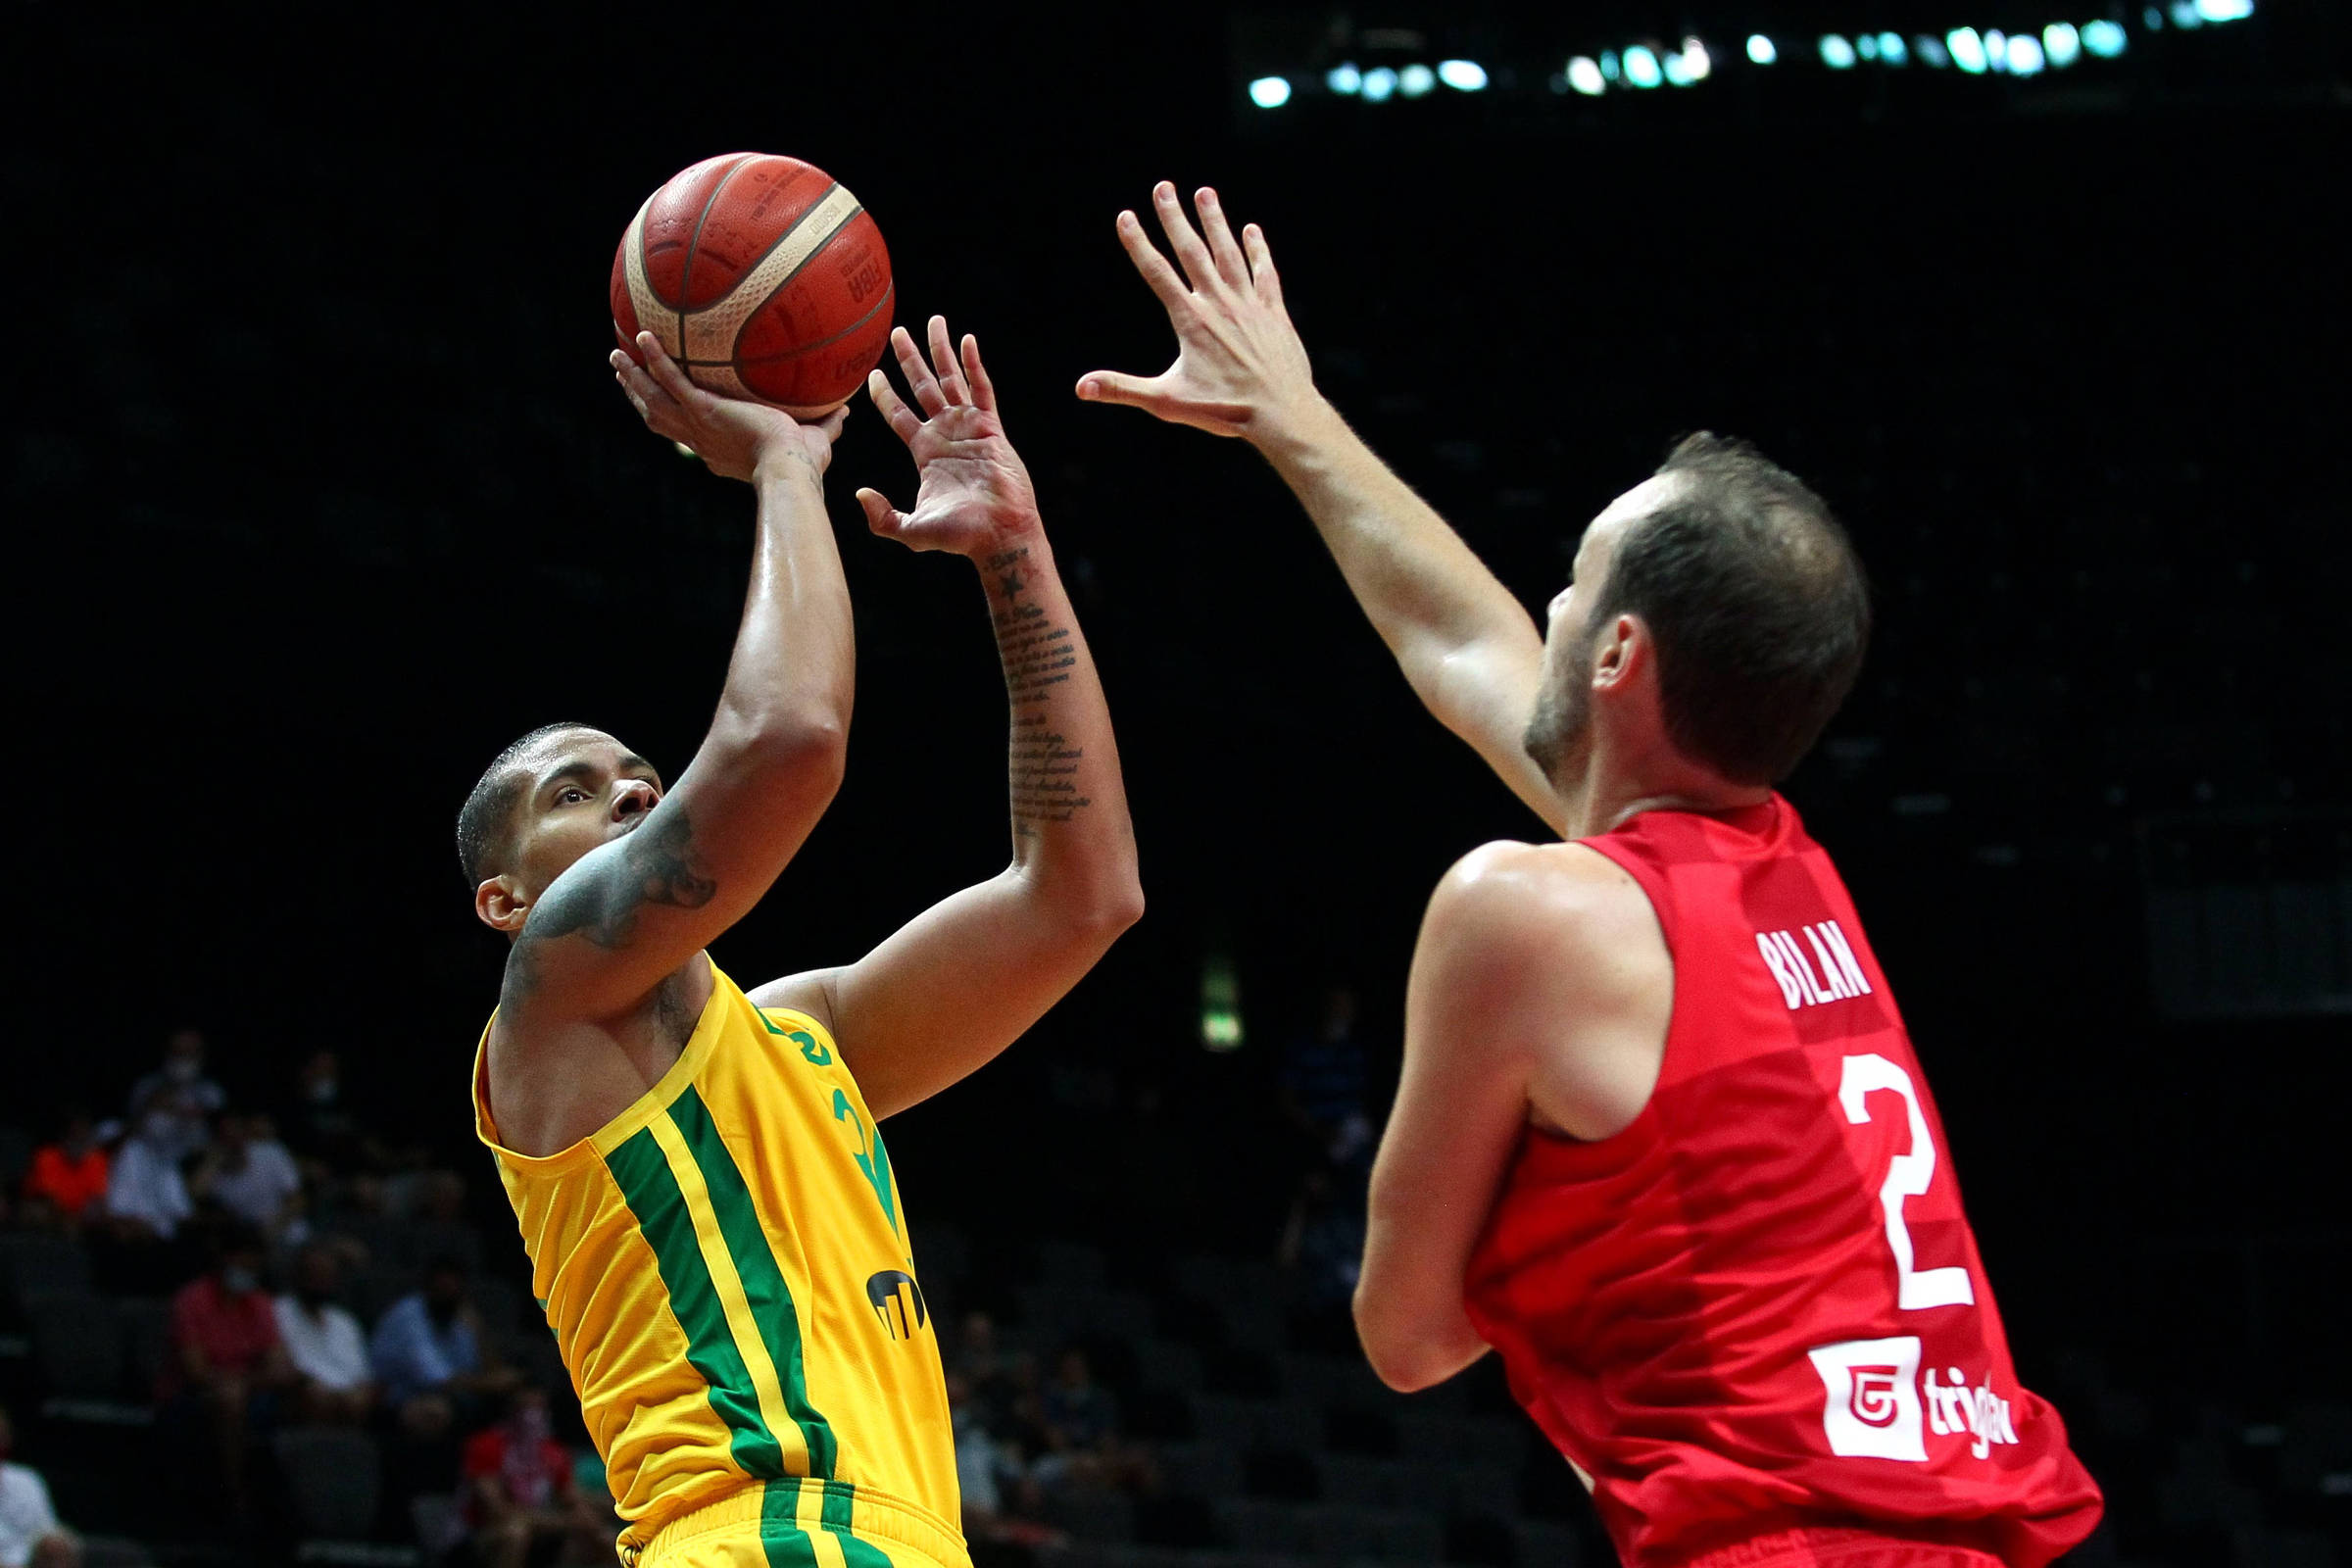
top-left (455, 722), bottom-right (603, 887)
top-left (1531, 435), bottom-right (1870, 788)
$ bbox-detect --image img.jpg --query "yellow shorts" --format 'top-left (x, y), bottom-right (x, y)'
top-left (631, 1479), bottom-right (970, 1568)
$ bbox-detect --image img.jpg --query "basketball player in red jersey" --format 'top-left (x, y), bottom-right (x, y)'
top-left (1080, 185), bottom-right (2102, 1568)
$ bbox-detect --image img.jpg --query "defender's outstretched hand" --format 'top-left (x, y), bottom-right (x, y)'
top-left (860, 318), bottom-right (1041, 556)
top-left (611, 331), bottom-right (846, 482)
top-left (1077, 182), bottom-right (1319, 443)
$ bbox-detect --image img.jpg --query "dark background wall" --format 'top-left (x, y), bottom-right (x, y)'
top-left (9, 0), bottom-right (2347, 1495)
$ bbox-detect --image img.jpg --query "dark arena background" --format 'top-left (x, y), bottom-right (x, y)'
top-left (6, 6), bottom-right (2348, 1567)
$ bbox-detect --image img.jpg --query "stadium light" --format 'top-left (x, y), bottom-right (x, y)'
top-left (1249, 75), bottom-right (1292, 108)
top-left (2143, 5), bottom-right (2164, 27)
top-left (1438, 59), bottom-right (1490, 90)
top-left (1399, 63), bottom-right (1437, 96)
top-left (1601, 50), bottom-right (1622, 80)
top-left (1681, 38), bottom-right (1713, 80)
top-left (1819, 34), bottom-right (1858, 68)
top-left (1747, 33), bottom-right (1777, 64)
top-left (1623, 45), bottom-right (1663, 87)
top-left (1879, 32), bottom-right (1909, 65)
top-left (1326, 63), bottom-right (1363, 95)
top-left (1985, 28), bottom-right (2011, 70)
top-left (1566, 55), bottom-right (1607, 94)
top-left (2007, 32), bottom-right (2046, 74)
top-left (1946, 27), bottom-right (1987, 72)
top-left (1361, 66), bottom-right (1398, 101)
top-left (2083, 20), bottom-right (2129, 54)
top-left (1915, 32), bottom-right (1951, 66)
top-left (2196, 0), bottom-right (2253, 19)
top-left (2169, 1), bottom-right (2202, 25)
top-left (2043, 23), bottom-right (2082, 66)
top-left (1857, 32), bottom-right (1879, 59)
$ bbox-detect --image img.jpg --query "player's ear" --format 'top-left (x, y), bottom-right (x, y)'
top-left (1592, 612), bottom-right (1643, 691)
top-left (476, 875), bottom-right (531, 936)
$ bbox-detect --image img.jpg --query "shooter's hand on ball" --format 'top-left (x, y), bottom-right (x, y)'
top-left (1076, 181), bottom-right (1319, 445)
top-left (610, 330), bottom-right (847, 483)
top-left (859, 317), bottom-right (1042, 557)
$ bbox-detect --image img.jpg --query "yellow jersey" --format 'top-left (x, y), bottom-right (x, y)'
top-left (472, 958), bottom-right (962, 1565)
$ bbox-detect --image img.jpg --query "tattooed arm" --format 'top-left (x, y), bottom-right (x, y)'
top-left (752, 319), bottom-right (1143, 1118)
top-left (499, 333), bottom-right (856, 1030)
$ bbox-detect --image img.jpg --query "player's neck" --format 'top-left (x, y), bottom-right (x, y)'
top-left (1551, 733), bottom-right (1771, 842)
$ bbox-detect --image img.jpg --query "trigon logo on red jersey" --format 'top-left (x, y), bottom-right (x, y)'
top-left (1755, 920), bottom-right (1872, 1009)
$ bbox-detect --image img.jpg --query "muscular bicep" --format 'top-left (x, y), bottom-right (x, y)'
top-left (1356, 854), bottom-right (1547, 1388)
top-left (505, 735), bottom-right (845, 1025)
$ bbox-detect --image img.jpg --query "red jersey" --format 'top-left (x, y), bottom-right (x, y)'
top-left (1462, 797), bottom-right (2101, 1568)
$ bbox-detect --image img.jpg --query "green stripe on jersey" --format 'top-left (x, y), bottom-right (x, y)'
top-left (667, 1085), bottom-right (840, 1477)
top-left (605, 1125), bottom-right (785, 1479)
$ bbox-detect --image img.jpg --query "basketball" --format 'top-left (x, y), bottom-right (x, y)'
top-left (611, 153), bottom-right (894, 417)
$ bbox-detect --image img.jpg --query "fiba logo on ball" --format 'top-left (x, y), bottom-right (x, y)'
top-left (611, 152), bottom-right (896, 417)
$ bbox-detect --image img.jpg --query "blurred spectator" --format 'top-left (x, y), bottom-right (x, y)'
top-left (19, 1112), bottom-right (108, 1229)
top-left (372, 1257), bottom-right (517, 1438)
top-left (281, 1049), bottom-right (379, 1176)
top-left (1030, 1348), bottom-right (1150, 1495)
top-left (92, 1106), bottom-right (196, 1293)
top-left (0, 1402), bottom-right (81, 1568)
top-left (273, 1244), bottom-right (376, 1426)
top-left (1278, 1167), bottom-right (1368, 1352)
top-left (164, 1227), bottom-right (294, 1526)
top-left (1278, 983), bottom-right (1374, 1173)
top-left (461, 1387), bottom-right (608, 1568)
top-left (201, 1112), bottom-right (304, 1239)
top-left (125, 1029), bottom-right (225, 1164)
top-left (102, 1108), bottom-right (193, 1240)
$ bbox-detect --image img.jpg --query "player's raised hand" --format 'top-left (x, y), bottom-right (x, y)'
top-left (1077, 182), bottom-right (1318, 443)
top-left (858, 318), bottom-right (1042, 556)
top-left (610, 331), bottom-right (846, 483)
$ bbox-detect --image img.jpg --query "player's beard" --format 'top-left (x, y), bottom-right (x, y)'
top-left (1523, 616), bottom-right (1599, 783)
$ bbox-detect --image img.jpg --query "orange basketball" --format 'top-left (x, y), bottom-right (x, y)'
top-left (611, 153), bottom-right (894, 417)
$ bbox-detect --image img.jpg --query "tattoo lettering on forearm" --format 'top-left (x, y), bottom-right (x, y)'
top-left (508, 807), bottom-right (717, 991)
top-left (989, 547), bottom-right (1092, 838)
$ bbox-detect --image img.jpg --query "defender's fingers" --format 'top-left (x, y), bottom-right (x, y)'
top-left (1195, 187), bottom-right (1251, 291)
top-left (1152, 180), bottom-right (1223, 294)
top-left (1242, 223), bottom-right (1286, 308)
top-left (1115, 210), bottom-right (1193, 313)
top-left (636, 331), bottom-right (701, 404)
top-left (891, 324), bottom-right (948, 416)
top-left (960, 333), bottom-right (997, 413)
top-left (1074, 368), bottom-right (1168, 408)
top-left (866, 369), bottom-right (925, 446)
top-left (927, 316), bottom-right (969, 405)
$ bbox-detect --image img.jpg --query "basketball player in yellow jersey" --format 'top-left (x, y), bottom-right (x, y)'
top-left (458, 318), bottom-right (1142, 1568)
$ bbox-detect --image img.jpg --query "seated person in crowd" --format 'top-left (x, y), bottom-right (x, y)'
top-left (0, 1402), bottom-right (81, 1568)
top-left (200, 1112), bottom-right (304, 1240)
top-left (273, 1244), bottom-right (376, 1426)
top-left (370, 1256), bottom-right (518, 1438)
top-left (1031, 1348), bottom-right (1152, 1496)
top-left (125, 1029), bottom-right (225, 1165)
top-left (461, 1387), bottom-right (609, 1568)
top-left (280, 1049), bottom-right (383, 1178)
top-left (19, 1112), bottom-right (107, 1229)
top-left (164, 1227), bottom-right (294, 1528)
top-left (93, 1106), bottom-right (197, 1293)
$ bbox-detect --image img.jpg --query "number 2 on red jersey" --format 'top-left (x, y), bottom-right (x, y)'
top-left (1806, 1053), bottom-right (1975, 1461)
